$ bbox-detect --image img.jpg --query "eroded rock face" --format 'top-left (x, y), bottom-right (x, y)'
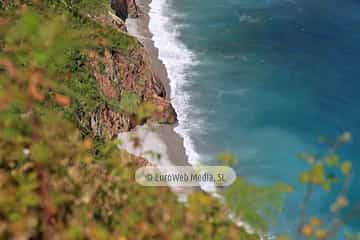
top-left (127, 0), bottom-right (139, 18)
top-left (88, 47), bottom-right (176, 139)
top-left (90, 106), bottom-right (133, 138)
top-left (111, 0), bottom-right (128, 21)
top-left (83, 0), bottom-right (175, 139)
top-left (146, 94), bottom-right (177, 124)
top-left (111, 0), bottom-right (139, 21)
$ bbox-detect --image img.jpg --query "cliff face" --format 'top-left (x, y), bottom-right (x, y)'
top-left (127, 0), bottom-right (139, 18)
top-left (88, 48), bottom-right (177, 138)
top-left (111, 0), bottom-right (139, 21)
top-left (86, 0), bottom-right (176, 138)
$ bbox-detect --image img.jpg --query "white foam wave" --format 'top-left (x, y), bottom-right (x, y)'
top-left (148, 1), bottom-right (263, 236)
top-left (149, 0), bottom-right (200, 165)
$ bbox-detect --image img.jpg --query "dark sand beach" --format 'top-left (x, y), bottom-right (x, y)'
top-left (125, 0), bottom-right (189, 167)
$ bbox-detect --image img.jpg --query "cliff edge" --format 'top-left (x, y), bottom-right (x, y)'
top-left (111, 0), bottom-right (139, 21)
top-left (75, 0), bottom-right (177, 139)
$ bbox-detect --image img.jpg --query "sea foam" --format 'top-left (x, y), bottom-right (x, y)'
top-left (149, 0), bottom-right (200, 166)
top-left (147, 1), bottom-right (264, 235)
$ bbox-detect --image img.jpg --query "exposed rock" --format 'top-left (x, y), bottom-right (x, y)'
top-left (88, 50), bottom-right (119, 99)
top-left (89, 106), bottom-right (132, 138)
top-left (133, 155), bottom-right (153, 167)
top-left (90, 11), bottom-right (127, 32)
top-left (87, 43), bottom-right (176, 139)
top-left (83, 0), bottom-right (176, 139)
top-left (111, 0), bottom-right (139, 21)
top-left (146, 94), bottom-right (177, 124)
top-left (127, 0), bottom-right (139, 18)
top-left (108, 12), bottom-right (127, 32)
top-left (111, 0), bottom-right (127, 21)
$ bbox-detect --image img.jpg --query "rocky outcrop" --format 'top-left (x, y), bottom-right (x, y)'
top-left (111, 0), bottom-right (139, 21)
top-left (87, 28), bottom-right (176, 139)
top-left (127, 0), bottom-right (139, 18)
top-left (90, 106), bottom-right (133, 138)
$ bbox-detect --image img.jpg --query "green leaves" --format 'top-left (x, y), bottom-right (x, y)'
top-left (30, 142), bottom-right (52, 164)
top-left (59, 0), bottom-right (110, 16)
top-left (325, 154), bottom-right (339, 166)
top-left (5, 9), bottom-right (41, 45)
top-left (5, 9), bottom-right (77, 69)
top-left (299, 164), bottom-right (331, 191)
top-left (119, 90), bottom-right (141, 114)
top-left (297, 133), bottom-right (353, 194)
top-left (299, 171), bottom-right (310, 184)
top-left (224, 178), bottom-right (291, 232)
top-left (0, 1), bottom-right (269, 240)
top-left (136, 102), bottom-right (156, 122)
top-left (309, 164), bottom-right (326, 185)
top-left (295, 133), bottom-right (356, 240)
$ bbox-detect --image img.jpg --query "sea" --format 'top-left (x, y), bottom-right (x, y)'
top-left (148, 0), bottom-right (360, 237)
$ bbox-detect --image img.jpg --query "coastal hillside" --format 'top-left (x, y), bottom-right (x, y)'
top-left (0, 0), bottom-right (259, 239)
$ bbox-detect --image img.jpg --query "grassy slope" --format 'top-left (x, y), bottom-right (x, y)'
top-left (0, 1), bottom-right (259, 239)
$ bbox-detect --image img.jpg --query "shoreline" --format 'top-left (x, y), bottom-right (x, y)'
top-left (124, 2), bottom-right (259, 234)
top-left (125, 0), bottom-right (189, 167)
top-left (124, 1), bottom-right (259, 234)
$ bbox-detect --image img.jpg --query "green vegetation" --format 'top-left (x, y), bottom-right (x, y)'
top-left (2, 1), bottom-right (357, 239)
top-left (119, 90), bottom-right (141, 114)
top-left (58, 0), bottom-right (110, 15)
top-left (224, 178), bottom-right (292, 232)
top-left (0, 1), bottom-right (259, 239)
top-left (221, 133), bottom-right (360, 240)
top-left (1, 0), bottom-right (139, 134)
top-left (294, 133), bottom-right (357, 240)
top-left (345, 232), bottom-right (360, 240)
top-left (273, 133), bottom-right (359, 240)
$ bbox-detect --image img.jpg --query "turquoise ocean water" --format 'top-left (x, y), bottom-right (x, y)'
top-left (149, 0), bottom-right (360, 237)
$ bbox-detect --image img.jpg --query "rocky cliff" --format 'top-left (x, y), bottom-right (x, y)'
top-left (111, 0), bottom-right (139, 21)
top-left (86, 0), bottom-right (176, 139)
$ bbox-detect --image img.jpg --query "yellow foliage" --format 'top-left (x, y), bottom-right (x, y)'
top-left (299, 172), bottom-right (310, 184)
top-left (309, 217), bottom-right (322, 226)
top-left (309, 164), bottom-right (326, 185)
top-left (315, 229), bottom-right (327, 239)
top-left (341, 161), bottom-right (352, 176)
top-left (217, 152), bottom-right (236, 166)
top-left (301, 224), bottom-right (313, 237)
top-left (325, 155), bottom-right (339, 166)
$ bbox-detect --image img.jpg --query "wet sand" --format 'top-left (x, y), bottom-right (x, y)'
top-left (125, 0), bottom-right (189, 167)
